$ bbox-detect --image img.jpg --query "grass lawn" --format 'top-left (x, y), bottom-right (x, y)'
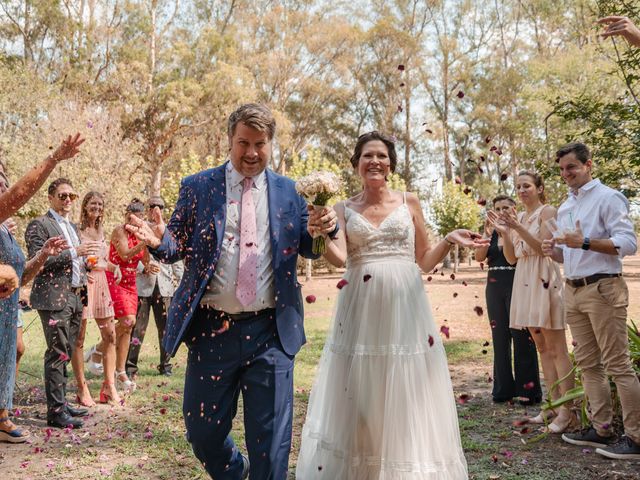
top-left (4, 261), bottom-right (640, 479)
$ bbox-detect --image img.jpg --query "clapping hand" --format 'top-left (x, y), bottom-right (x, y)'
top-left (486, 210), bottom-right (509, 235)
top-left (50, 133), bottom-right (85, 164)
top-left (41, 236), bottom-right (70, 257)
top-left (126, 211), bottom-right (165, 249)
top-left (0, 264), bottom-right (19, 299)
top-left (446, 229), bottom-right (490, 249)
top-left (541, 238), bottom-right (556, 256)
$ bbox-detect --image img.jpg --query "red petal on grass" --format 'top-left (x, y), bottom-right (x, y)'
top-left (397, 64), bottom-right (405, 71)
top-left (428, 335), bottom-right (435, 347)
top-left (491, 454), bottom-right (499, 463)
top-left (363, 274), bottom-right (372, 282)
top-left (336, 279), bottom-right (349, 289)
top-left (474, 305), bottom-right (484, 316)
top-left (523, 381), bottom-right (535, 390)
top-left (159, 408), bottom-right (167, 415)
top-left (305, 295), bottom-right (316, 304)
top-left (457, 394), bottom-right (470, 404)
top-left (456, 90), bottom-right (465, 98)
top-left (440, 325), bottom-right (450, 339)
top-left (512, 419), bottom-right (528, 427)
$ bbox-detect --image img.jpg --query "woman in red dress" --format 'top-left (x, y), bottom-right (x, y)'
top-left (106, 199), bottom-right (150, 394)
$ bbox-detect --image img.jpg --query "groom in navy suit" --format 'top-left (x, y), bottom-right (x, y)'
top-left (128, 103), bottom-right (337, 479)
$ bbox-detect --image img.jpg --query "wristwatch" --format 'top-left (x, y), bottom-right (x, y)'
top-left (327, 224), bottom-right (340, 240)
top-left (581, 236), bottom-right (591, 250)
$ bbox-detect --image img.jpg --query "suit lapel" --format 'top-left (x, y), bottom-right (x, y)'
top-left (208, 164), bottom-right (228, 250)
top-left (45, 211), bottom-right (65, 237)
top-left (266, 169), bottom-right (283, 259)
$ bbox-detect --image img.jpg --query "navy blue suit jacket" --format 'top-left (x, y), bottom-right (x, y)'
top-left (153, 163), bottom-right (319, 356)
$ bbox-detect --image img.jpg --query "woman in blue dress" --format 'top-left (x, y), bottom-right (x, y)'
top-left (0, 164), bottom-right (68, 443)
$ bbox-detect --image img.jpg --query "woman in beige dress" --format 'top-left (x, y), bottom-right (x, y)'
top-left (490, 171), bottom-right (576, 433)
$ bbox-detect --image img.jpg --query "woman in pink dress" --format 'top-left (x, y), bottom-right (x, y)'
top-left (106, 199), bottom-right (150, 394)
top-left (72, 192), bottom-right (123, 406)
top-left (490, 171), bottom-right (576, 433)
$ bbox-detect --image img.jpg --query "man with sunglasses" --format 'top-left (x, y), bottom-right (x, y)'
top-left (126, 196), bottom-right (183, 378)
top-left (25, 178), bottom-right (101, 429)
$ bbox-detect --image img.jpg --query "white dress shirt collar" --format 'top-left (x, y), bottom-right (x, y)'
top-left (227, 162), bottom-right (267, 191)
top-left (570, 178), bottom-right (600, 198)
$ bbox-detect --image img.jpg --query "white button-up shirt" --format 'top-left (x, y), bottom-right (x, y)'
top-left (557, 179), bottom-right (637, 279)
top-left (200, 163), bottom-right (275, 313)
top-left (49, 208), bottom-right (84, 287)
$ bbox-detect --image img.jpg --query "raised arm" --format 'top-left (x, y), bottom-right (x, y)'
top-left (0, 134), bottom-right (85, 224)
top-left (412, 193), bottom-right (489, 273)
top-left (22, 237), bottom-right (70, 285)
top-left (474, 219), bottom-right (493, 263)
top-left (598, 16), bottom-right (640, 47)
top-left (111, 226), bottom-right (147, 262)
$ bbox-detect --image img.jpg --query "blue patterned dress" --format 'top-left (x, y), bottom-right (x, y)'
top-left (0, 225), bottom-right (26, 410)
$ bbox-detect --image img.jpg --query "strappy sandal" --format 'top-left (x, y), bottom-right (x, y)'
top-left (0, 416), bottom-right (29, 443)
top-left (528, 409), bottom-right (557, 424)
top-left (84, 345), bottom-right (104, 376)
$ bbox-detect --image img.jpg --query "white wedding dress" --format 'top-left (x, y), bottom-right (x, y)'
top-left (296, 198), bottom-right (469, 479)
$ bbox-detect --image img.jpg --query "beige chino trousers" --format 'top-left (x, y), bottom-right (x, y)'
top-left (565, 277), bottom-right (640, 443)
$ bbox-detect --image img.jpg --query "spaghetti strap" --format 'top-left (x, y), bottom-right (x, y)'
top-left (403, 191), bottom-right (407, 204)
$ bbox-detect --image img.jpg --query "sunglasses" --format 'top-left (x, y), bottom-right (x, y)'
top-left (57, 193), bottom-right (78, 201)
top-left (148, 204), bottom-right (165, 210)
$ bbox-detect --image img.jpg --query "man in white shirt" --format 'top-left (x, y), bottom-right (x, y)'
top-left (542, 142), bottom-right (640, 460)
top-left (25, 178), bottom-right (100, 429)
top-left (126, 196), bottom-right (184, 378)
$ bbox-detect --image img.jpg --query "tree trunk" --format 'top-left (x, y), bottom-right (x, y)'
top-left (305, 258), bottom-right (312, 282)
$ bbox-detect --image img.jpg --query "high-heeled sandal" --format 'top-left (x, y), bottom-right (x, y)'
top-left (116, 371), bottom-right (136, 394)
top-left (84, 345), bottom-right (104, 376)
top-left (0, 416), bottom-right (29, 443)
top-left (528, 409), bottom-right (557, 424)
top-left (99, 381), bottom-right (122, 405)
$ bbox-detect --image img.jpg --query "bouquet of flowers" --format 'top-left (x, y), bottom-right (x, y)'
top-left (295, 171), bottom-right (342, 254)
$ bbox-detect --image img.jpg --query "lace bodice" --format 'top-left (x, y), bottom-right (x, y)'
top-left (345, 203), bottom-right (416, 267)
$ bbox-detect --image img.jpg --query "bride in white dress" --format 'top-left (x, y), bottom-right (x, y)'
top-left (296, 132), bottom-right (486, 479)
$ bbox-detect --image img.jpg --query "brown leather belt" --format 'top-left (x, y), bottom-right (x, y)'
top-left (565, 273), bottom-right (621, 288)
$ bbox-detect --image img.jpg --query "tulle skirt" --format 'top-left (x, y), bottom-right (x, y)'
top-left (296, 258), bottom-right (468, 479)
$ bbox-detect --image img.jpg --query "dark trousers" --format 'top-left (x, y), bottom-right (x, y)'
top-left (126, 283), bottom-right (171, 375)
top-left (38, 290), bottom-right (84, 415)
top-left (184, 307), bottom-right (294, 480)
top-left (486, 276), bottom-right (542, 401)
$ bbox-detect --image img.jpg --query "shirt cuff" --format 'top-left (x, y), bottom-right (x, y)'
top-left (69, 247), bottom-right (78, 259)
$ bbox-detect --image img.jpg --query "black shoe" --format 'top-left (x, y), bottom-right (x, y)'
top-left (47, 412), bottom-right (84, 429)
top-left (562, 427), bottom-right (617, 448)
top-left (492, 397), bottom-right (513, 403)
top-left (241, 454), bottom-right (250, 480)
top-left (158, 369), bottom-right (173, 377)
top-left (596, 436), bottom-right (640, 460)
top-left (66, 405), bottom-right (89, 417)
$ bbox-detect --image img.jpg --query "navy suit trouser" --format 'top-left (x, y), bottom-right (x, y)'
top-left (183, 306), bottom-right (294, 480)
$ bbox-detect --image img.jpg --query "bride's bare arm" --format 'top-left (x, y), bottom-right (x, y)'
top-left (409, 194), bottom-right (453, 273)
top-left (322, 202), bottom-right (348, 267)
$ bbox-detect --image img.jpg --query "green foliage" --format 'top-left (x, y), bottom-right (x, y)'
top-left (550, 0), bottom-right (640, 198)
top-left (430, 182), bottom-right (482, 236)
top-left (161, 152), bottom-right (224, 210)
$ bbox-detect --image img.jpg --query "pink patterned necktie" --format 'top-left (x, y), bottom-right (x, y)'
top-left (236, 177), bottom-right (258, 306)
